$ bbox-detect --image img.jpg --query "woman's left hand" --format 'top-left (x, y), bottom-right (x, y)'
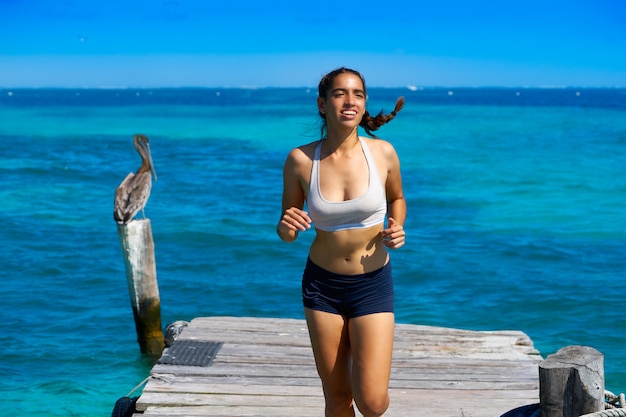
top-left (382, 217), bottom-right (405, 249)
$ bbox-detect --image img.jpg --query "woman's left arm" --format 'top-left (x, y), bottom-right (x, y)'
top-left (381, 141), bottom-right (406, 249)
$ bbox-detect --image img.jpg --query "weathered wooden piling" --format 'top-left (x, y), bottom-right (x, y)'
top-left (539, 345), bottom-right (604, 417)
top-left (117, 218), bottom-right (164, 356)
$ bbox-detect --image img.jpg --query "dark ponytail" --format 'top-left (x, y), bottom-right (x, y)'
top-left (360, 96), bottom-right (405, 138)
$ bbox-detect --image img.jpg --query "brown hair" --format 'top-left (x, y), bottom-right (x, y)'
top-left (318, 67), bottom-right (404, 138)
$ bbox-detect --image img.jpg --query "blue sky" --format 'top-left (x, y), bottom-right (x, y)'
top-left (1, 0), bottom-right (625, 88)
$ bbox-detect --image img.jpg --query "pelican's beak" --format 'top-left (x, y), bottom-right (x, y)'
top-left (139, 139), bottom-right (157, 181)
top-left (149, 153), bottom-right (157, 181)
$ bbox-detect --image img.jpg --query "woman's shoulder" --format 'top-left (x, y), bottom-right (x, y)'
top-left (284, 140), bottom-right (319, 172)
top-left (287, 140), bottom-right (319, 160)
top-left (361, 136), bottom-right (396, 156)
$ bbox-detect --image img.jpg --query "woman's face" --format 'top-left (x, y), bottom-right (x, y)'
top-left (318, 72), bottom-right (366, 131)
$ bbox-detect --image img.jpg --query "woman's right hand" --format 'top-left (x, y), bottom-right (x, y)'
top-left (277, 207), bottom-right (312, 241)
top-left (280, 207), bottom-right (311, 231)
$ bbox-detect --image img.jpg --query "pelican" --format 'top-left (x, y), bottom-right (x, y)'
top-left (114, 134), bottom-right (157, 224)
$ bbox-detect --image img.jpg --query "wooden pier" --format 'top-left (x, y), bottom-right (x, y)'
top-left (134, 316), bottom-right (542, 417)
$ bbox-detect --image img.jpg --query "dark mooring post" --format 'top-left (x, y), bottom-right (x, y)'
top-left (539, 345), bottom-right (604, 417)
top-left (117, 219), bottom-right (164, 356)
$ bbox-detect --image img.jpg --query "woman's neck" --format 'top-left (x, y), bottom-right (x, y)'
top-left (323, 129), bottom-right (359, 155)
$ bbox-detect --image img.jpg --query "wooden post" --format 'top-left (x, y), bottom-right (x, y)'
top-left (539, 345), bottom-right (604, 417)
top-left (117, 219), bottom-right (164, 356)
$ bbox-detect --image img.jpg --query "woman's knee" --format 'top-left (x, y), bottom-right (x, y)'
top-left (354, 392), bottom-right (389, 417)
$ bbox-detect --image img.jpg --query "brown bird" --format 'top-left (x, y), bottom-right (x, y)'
top-left (114, 134), bottom-right (157, 224)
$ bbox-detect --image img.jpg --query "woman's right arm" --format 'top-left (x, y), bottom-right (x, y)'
top-left (277, 149), bottom-right (311, 242)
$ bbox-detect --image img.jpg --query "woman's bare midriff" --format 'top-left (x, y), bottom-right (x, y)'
top-left (308, 224), bottom-right (389, 275)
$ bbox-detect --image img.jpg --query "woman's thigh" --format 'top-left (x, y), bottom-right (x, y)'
top-left (304, 308), bottom-right (352, 393)
top-left (348, 312), bottom-right (395, 401)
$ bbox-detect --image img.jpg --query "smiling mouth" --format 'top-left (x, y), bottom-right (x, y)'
top-left (341, 110), bottom-right (357, 116)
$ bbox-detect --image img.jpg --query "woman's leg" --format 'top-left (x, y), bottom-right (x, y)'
top-left (349, 312), bottom-right (395, 417)
top-left (304, 308), bottom-right (356, 417)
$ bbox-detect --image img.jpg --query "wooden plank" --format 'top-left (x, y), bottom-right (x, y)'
top-left (136, 316), bottom-right (542, 417)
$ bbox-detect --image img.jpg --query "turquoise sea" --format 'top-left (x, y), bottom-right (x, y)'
top-left (1, 87), bottom-right (624, 416)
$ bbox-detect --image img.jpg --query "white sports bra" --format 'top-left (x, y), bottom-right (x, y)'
top-left (307, 137), bottom-right (387, 232)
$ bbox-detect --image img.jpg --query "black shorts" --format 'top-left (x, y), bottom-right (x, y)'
top-left (302, 257), bottom-right (394, 318)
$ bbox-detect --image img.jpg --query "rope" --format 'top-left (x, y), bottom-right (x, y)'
top-left (579, 390), bottom-right (626, 417)
top-left (605, 391), bottom-right (626, 410)
top-left (580, 411), bottom-right (626, 417)
top-left (125, 375), bottom-right (151, 397)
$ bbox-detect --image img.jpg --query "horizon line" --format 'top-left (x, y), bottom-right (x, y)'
top-left (2, 84), bottom-right (625, 90)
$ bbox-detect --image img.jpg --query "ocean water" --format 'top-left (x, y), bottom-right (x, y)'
top-left (1, 87), bottom-right (624, 416)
